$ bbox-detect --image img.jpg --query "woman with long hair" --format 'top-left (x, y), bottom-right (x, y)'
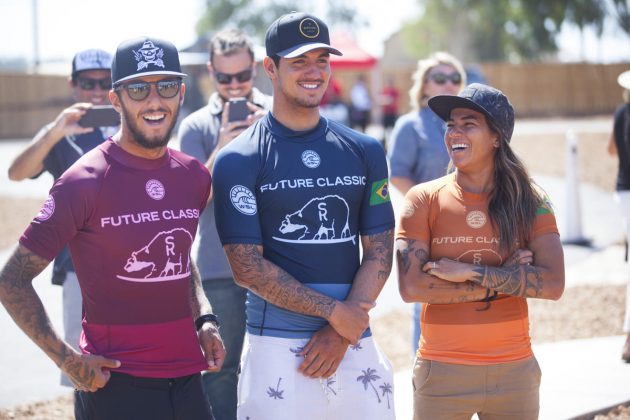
top-left (396, 83), bottom-right (564, 419)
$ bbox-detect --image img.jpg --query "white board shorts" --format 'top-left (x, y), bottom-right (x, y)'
top-left (237, 333), bottom-right (396, 420)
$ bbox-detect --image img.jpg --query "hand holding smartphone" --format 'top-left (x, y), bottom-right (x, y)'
top-left (78, 105), bottom-right (120, 128)
top-left (227, 98), bottom-right (251, 123)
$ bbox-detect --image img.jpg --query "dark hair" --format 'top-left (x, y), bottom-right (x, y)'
top-left (209, 28), bottom-right (255, 64)
top-left (269, 55), bottom-right (281, 68)
top-left (486, 120), bottom-right (543, 253)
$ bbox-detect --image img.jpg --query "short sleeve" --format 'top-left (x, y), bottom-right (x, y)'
top-left (531, 193), bottom-right (559, 239)
top-left (212, 148), bottom-right (262, 245)
top-left (387, 117), bottom-right (419, 179)
top-left (20, 176), bottom-right (91, 261)
top-left (396, 184), bottom-right (432, 243)
top-left (359, 138), bottom-right (395, 236)
top-left (178, 114), bottom-right (210, 163)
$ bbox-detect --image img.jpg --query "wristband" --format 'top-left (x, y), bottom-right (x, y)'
top-left (195, 314), bottom-right (220, 331)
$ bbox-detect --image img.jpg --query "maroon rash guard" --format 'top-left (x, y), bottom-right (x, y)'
top-left (21, 139), bottom-right (211, 378)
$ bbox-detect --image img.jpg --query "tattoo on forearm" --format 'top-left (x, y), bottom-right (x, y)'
top-left (363, 230), bottom-right (393, 281)
top-left (226, 244), bottom-right (336, 319)
top-left (471, 264), bottom-right (544, 298)
top-left (0, 247), bottom-right (71, 364)
top-left (396, 239), bottom-right (429, 275)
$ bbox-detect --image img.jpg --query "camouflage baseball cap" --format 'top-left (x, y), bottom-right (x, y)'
top-left (428, 83), bottom-right (515, 142)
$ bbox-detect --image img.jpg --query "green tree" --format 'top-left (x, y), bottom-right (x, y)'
top-left (401, 0), bottom-right (608, 62)
top-left (195, 0), bottom-right (364, 41)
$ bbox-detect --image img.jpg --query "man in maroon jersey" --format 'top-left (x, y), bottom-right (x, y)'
top-left (0, 37), bottom-right (225, 420)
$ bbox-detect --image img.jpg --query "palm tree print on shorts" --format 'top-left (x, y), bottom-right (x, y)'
top-left (357, 367), bottom-right (381, 403)
top-left (350, 341), bottom-right (363, 351)
top-left (267, 377), bottom-right (284, 400)
top-left (289, 345), bottom-right (305, 357)
top-left (325, 376), bottom-right (337, 395)
top-left (380, 382), bottom-right (393, 409)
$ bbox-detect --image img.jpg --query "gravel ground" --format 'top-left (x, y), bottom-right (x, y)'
top-left (0, 119), bottom-right (627, 419)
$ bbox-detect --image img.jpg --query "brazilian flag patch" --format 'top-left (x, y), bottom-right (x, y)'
top-left (370, 178), bottom-right (391, 206)
top-left (536, 195), bottom-right (554, 215)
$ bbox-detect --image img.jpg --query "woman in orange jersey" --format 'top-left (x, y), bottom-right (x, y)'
top-left (396, 83), bottom-right (564, 420)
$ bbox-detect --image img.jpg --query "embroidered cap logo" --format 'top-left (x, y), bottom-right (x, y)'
top-left (299, 18), bottom-right (320, 38)
top-left (133, 41), bottom-right (165, 71)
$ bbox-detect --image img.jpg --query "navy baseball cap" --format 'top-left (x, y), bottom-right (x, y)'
top-left (111, 37), bottom-right (187, 85)
top-left (71, 49), bottom-right (112, 78)
top-left (265, 11), bottom-right (342, 58)
top-left (428, 83), bottom-right (515, 142)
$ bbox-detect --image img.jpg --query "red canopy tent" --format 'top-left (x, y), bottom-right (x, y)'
top-left (330, 32), bottom-right (378, 70)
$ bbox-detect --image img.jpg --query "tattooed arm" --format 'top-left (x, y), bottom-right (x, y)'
top-left (0, 245), bottom-right (120, 391)
top-left (423, 233), bottom-right (565, 301)
top-left (396, 238), bottom-right (489, 304)
top-left (224, 243), bottom-right (372, 344)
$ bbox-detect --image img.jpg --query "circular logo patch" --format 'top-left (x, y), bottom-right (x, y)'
top-left (146, 179), bottom-right (165, 200)
top-left (36, 195), bottom-right (55, 221)
top-left (466, 210), bottom-right (487, 229)
top-left (299, 18), bottom-right (320, 38)
top-left (230, 185), bottom-right (257, 215)
top-left (301, 150), bottom-right (321, 168)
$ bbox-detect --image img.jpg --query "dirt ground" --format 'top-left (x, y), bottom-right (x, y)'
top-left (0, 119), bottom-right (627, 419)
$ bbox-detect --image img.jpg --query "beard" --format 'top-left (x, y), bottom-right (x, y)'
top-left (120, 102), bottom-right (180, 149)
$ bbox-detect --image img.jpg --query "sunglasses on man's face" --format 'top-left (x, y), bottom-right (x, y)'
top-left (214, 68), bottom-right (253, 85)
top-left (114, 79), bottom-right (182, 101)
top-left (77, 77), bottom-right (112, 91)
top-left (427, 72), bottom-right (462, 85)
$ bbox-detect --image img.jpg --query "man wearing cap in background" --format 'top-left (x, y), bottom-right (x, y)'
top-left (397, 83), bottom-right (564, 419)
top-left (213, 12), bottom-right (396, 420)
top-left (0, 36), bottom-right (225, 420)
top-left (7, 48), bottom-right (118, 388)
top-left (178, 28), bottom-right (271, 420)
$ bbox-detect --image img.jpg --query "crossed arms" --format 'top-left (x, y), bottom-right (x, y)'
top-left (396, 232), bottom-right (565, 304)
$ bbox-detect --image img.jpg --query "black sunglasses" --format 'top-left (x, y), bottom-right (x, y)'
top-left (114, 79), bottom-right (182, 101)
top-left (214, 68), bottom-right (253, 85)
top-left (427, 72), bottom-right (462, 85)
top-left (77, 77), bottom-right (112, 91)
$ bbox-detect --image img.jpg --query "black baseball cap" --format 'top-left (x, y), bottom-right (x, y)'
top-left (428, 83), bottom-right (515, 142)
top-left (111, 36), bottom-right (187, 85)
top-left (71, 49), bottom-right (112, 78)
top-left (265, 11), bottom-right (342, 58)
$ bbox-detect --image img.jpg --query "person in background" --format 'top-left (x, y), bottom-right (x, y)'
top-left (0, 36), bottom-right (225, 419)
top-left (320, 76), bottom-right (350, 125)
top-left (213, 11), bottom-right (396, 420)
top-left (178, 28), bottom-right (271, 420)
top-left (350, 74), bottom-right (372, 132)
top-left (386, 51), bottom-right (466, 356)
top-left (608, 69), bottom-right (630, 363)
top-left (379, 77), bottom-right (399, 147)
top-left (7, 48), bottom-right (117, 387)
top-left (397, 83), bottom-right (564, 419)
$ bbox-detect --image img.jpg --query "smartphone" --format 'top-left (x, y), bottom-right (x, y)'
top-left (78, 105), bottom-right (120, 128)
top-left (227, 98), bottom-right (250, 122)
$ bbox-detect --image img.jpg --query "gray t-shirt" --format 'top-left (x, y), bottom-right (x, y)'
top-left (387, 107), bottom-right (450, 185)
top-left (178, 89), bottom-right (272, 280)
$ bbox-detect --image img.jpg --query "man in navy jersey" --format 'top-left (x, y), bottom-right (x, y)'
top-left (213, 12), bottom-right (396, 420)
top-left (0, 37), bottom-right (225, 420)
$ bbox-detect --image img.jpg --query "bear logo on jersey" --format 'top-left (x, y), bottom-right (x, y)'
top-left (301, 150), bottom-right (321, 168)
top-left (146, 179), bottom-right (165, 200)
top-left (273, 195), bottom-right (355, 244)
top-left (230, 185), bottom-right (257, 215)
top-left (118, 228), bottom-right (193, 282)
top-left (36, 195), bottom-right (55, 221)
